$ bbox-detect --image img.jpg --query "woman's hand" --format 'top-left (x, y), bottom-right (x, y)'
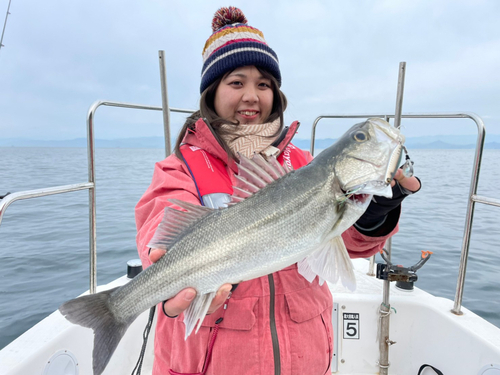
top-left (354, 167), bottom-right (421, 236)
top-left (149, 249), bottom-right (233, 317)
top-left (390, 168), bottom-right (421, 192)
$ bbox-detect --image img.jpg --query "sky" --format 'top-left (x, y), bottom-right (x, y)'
top-left (0, 0), bottom-right (499, 142)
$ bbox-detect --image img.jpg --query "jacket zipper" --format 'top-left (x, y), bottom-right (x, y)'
top-left (268, 274), bottom-right (281, 375)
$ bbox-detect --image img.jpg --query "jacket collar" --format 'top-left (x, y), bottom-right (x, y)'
top-left (182, 118), bottom-right (301, 172)
top-left (274, 121), bottom-right (300, 152)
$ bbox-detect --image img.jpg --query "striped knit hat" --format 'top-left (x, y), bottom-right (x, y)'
top-left (200, 7), bottom-right (281, 93)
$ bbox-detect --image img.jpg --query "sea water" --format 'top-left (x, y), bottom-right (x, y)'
top-left (0, 147), bottom-right (499, 349)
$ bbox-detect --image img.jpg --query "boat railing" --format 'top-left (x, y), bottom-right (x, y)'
top-left (2, 109), bottom-right (498, 314)
top-left (310, 112), bottom-right (500, 315)
top-left (0, 100), bottom-right (195, 294)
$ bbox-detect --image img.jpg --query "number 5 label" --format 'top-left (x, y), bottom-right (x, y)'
top-left (343, 313), bottom-right (360, 339)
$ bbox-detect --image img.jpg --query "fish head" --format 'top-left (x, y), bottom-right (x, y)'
top-left (330, 118), bottom-right (404, 202)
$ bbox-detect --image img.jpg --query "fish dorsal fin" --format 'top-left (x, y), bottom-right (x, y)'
top-left (230, 154), bottom-right (292, 204)
top-left (252, 153), bottom-right (288, 178)
top-left (297, 236), bottom-right (356, 291)
top-left (147, 199), bottom-right (214, 251)
top-left (183, 291), bottom-right (217, 339)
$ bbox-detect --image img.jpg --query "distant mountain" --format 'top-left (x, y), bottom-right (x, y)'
top-left (406, 134), bottom-right (500, 145)
top-left (409, 140), bottom-right (473, 149)
top-left (1, 136), bottom-right (500, 150)
top-left (484, 142), bottom-right (500, 149)
top-left (405, 140), bottom-right (500, 150)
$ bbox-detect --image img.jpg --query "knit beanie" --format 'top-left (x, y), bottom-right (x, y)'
top-left (200, 6), bottom-right (281, 93)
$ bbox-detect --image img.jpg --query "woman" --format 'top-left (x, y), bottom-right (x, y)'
top-left (135, 7), bottom-right (420, 375)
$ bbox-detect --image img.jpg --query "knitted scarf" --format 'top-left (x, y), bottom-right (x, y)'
top-left (219, 118), bottom-right (281, 158)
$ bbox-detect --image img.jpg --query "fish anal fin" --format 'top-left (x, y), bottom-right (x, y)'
top-left (297, 236), bottom-right (356, 291)
top-left (183, 291), bottom-right (216, 339)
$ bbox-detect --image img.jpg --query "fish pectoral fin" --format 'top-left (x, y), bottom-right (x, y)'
top-left (183, 291), bottom-right (216, 339)
top-left (298, 236), bottom-right (356, 291)
top-left (147, 199), bottom-right (214, 250)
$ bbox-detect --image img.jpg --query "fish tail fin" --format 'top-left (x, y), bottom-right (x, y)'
top-left (59, 287), bottom-right (132, 375)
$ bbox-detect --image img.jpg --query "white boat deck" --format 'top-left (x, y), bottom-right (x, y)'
top-left (329, 259), bottom-right (500, 374)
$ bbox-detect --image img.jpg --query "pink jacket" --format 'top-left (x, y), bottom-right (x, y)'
top-left (135, 119), bottom-right (398, 375)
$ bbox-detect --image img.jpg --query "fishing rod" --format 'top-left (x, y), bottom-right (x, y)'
top-left (0, 0), bottom-right (13, 53)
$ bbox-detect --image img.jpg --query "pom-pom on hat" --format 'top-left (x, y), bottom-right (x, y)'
top-left (200, 6), bottom-right (281, 93)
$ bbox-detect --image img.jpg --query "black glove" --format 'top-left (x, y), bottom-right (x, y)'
top-left (355, 177), bottom-right (420, 236)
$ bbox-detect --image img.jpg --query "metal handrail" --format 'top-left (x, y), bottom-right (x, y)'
top-left (0, 99), bottom-right (195, 295)
top-left (471, 195), bottom-right (500, 207)
top-left (0, 183), bottom-right (94, 225)
top-left (86, 100), bottom-right (194, 293)
top-left (310, 112), bottom-right (491, 315)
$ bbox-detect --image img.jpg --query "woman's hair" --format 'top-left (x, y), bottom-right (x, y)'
top-left (174, 66), bottom-right (287, 160)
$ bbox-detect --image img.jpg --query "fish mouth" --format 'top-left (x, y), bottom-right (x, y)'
top-left (340, 188), bottom-right (371, 206)
top-left (348, 193), bottom-right (370, 204)
top-left (340, 178), bottom-right (392, 206)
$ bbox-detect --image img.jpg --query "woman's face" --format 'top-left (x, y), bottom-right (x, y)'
top-left (214, 66), bottom-right (274, 125)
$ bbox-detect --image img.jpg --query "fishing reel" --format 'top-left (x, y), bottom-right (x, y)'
top-left (376, 249), bottom-right (433, 291)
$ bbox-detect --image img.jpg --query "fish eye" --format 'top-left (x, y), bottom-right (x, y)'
top-left (353, 131), bottom-right (368, 142)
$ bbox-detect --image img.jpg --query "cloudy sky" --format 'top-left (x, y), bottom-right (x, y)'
top-left (0, 0), bottom-right (499, 142)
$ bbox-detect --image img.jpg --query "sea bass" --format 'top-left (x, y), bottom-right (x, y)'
top-left (60, 118), bottom-right (404, 375)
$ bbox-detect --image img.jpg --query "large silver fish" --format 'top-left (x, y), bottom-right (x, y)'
top-left (59, 118), bottom-right (404, 375)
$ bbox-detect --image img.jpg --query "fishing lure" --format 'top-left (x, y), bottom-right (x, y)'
top-left (401, 145), bottom-right (414, 178)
